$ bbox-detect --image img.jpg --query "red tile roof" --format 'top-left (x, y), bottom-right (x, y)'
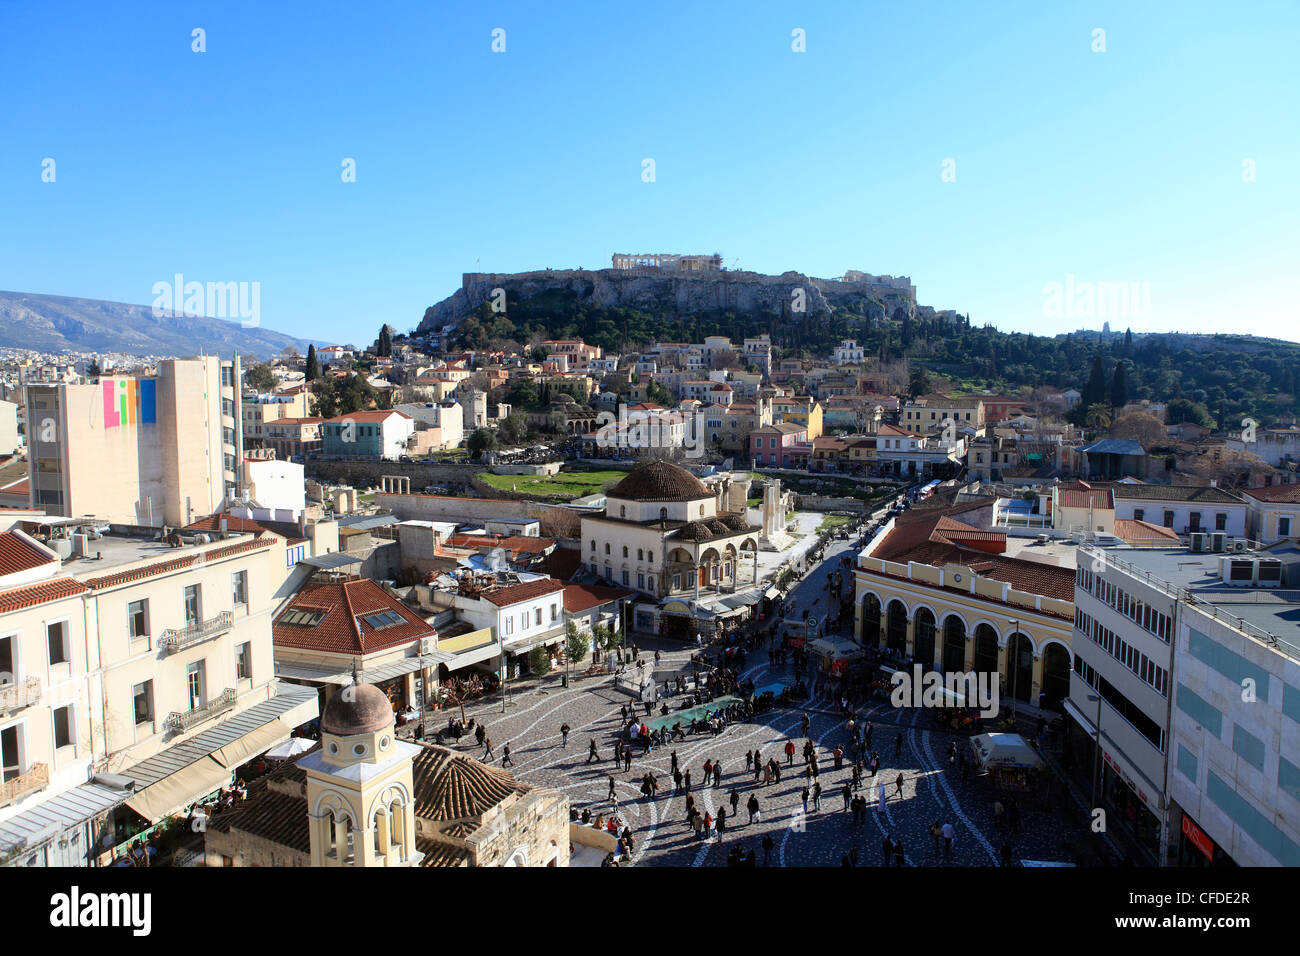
top-left (1056, 481), bottom-right (1114, 510)
top-left (562, 582), bottom-right (635, 614)
top-left (535, 548), bottom-right (582, 581)
top-left (322, 410), bottom-right (412, 423)
top-left (0, 576), bottom-right (89, 614)
top-left (1114, 519), bottom-right (1180, 543)
top-left (871, 506), bottom-right (1074, 601)
top-left (1242, 484), bottom-right (1300, 503)
top-left (273, 578), bottom-right (434, 655)
top-left (445, 535), bottom-right (556, 555)
top-left (478, 578), bottom-right (566, 607)
top-left (0, 531), bottom-right (55, 577)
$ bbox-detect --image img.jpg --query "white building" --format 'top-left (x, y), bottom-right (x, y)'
top-left (832, 339), bottom-right (865, 365)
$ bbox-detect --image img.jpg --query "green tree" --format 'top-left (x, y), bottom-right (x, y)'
top-left (645, 380), bottom-right (673, 405)
top-left (565, 622), bottom-right (589, 666)
top-left (245, 363), bottom-right (276, 391)
top-left (1083, 355), bottom-right (1107, 408)
top-left (466, 427), bottom-right (498, 458)
top-left (498, 412), bottom-right (528, 444)
top-left (377, 325), bottom-right (393, 357)
top-left (509, 378), bottom-right (540, 410)
top-left (305, 344), bottom-right (320, 381)
top-left (528, 646), bottom-right (551, 676)
top-left (1085, 402), bottom-right (1113, 430)
top-left (907, 365), bottom-right (931, 399)
top-left (1109, 361), bottom-right (1129, 409)
top-left (1165, 398), bottom-right (1214, 428)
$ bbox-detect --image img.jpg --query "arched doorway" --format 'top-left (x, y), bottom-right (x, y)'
top-left (1041, 642), bottom-right (1071, 710)
top-left (942, 615), bottom-right (966, 673)
top-left (886, 601), bottom-right (908, 656)
top-left (861, 594), bottom-right (881, 647)
top-left (973, 624), bottom-right (999, 680)
top-left (913, 608), bottom-right (936, 667)
top-left (1007, 632), bottom-right (1034, 703)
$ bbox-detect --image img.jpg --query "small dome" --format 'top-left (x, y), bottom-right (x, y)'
top-left (321, 679), bottom-right (393, 736)
top-left (607, 462), bottom-right (711, 502)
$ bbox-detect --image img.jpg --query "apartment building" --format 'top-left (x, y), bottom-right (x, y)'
top-left (25, 356), bottom-right (243, 526)
top-left (320, 410), bottom-right (415, 460)
top-left (422, 573), bottom-right (567, 678)
top-left (1069, 541), bottom-right (1300, 866)
top-left (0, 520), bottom-right (317, 866)
top-left (1241, 484), bottom-right (1300, 544)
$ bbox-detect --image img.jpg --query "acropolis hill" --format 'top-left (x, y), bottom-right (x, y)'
top-left (416, 256), bottom-right (945, 334)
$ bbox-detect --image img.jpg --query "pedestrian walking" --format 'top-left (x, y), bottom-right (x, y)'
top-left (501, 742), bottom-right (514, 767)
top-left (893, 838), bottom-right (905, 867)
top-left (560, 723), bottom-right (570, 748)
top-left (895, 772), bottom-right (904, 797)
top-left (784, 739), bottom-right (796, 765)
top-left (762, 833), bottom-right (774, 865)
top-left (587, 738), bottom-right (599, 763)
top-left (608, 776), bottom-right (616, 802)
top-left (800, 786), bottom-right (809, 815)
top-left (842, 782), bottom-right (852, 811)
top-left (729, 789), bottom-right (740, 815)
top-left (483, 736), bottom-right (494, 761)
top-left (812, 781), bottom-right (822, 811)
top-left (684, 769), bottom-right (692, 792)
top-left (882, 834), bottom-right (893, 867)
top-left (942, 820), bottom-right (955, 854)
top-left (747, 795), bottom-right (760, 825)
top-left (670, 750), bottom-right (679, 775)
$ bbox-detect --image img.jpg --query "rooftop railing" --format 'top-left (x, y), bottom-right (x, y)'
top-left (166, 688), bottom-right (236, 734)
top-left (159, 611), bottom-right (234, 654)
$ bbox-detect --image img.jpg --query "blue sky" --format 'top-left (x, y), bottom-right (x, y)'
top-left (1, 0), bottom-right (1297, 347)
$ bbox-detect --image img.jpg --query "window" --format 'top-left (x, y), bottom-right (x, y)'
top-left (622, 546), bottom-right (628, 558)
top-left (637, 549), bottom-right (643, 560)
top-left (184, 584), bottom-right (202, 624)
top-left (550, 603), bottom-right (558, 621)
top-left (47, 621), bottom-right (69, 665)
top-left (505, 616), bottom-right (514, 636)
top-left (187, 661), bottom-right (206, 711)
top-left (1133, 508), bottom-right (1144, 522)
top-left (1280, 517), bottom-right (1292, 537)
top-left (1215, 512), bottom-right (1227, 531)
top-left (647, 551), bottom-right (654, 563)
top-left (638, 572), bottom-right (645, 588)
top-left (534, 608), bottom-right (542, 627)
top-left (128, 599), bottom-right (148, 640)
top-left (53, 705), bottom-right (73, 748)
top-left (590, 540), bottom-right (595, 552)
top-left (236, 642), bottom-right (252, 681)
top-left (1189, 512), bottom-right (1201, 532)
top-left (231, 571), bottom-right (248, 608)
top-left (133, 681), bottom-right (154, 726)
top-left (1163, 510), bottom-right (1175, 528)
top-left (620, 506), bottom-right (626, 517)
top-left (281, 608), bottom-right (326, 627)
top-left (604, 543), bottom-right (610, 555)
top-left (363, 611), bottom-right (405, 630)
top-left (622, 570), bottom-right (630, 585)
top-left (520, 611), bottom-right (528, 631)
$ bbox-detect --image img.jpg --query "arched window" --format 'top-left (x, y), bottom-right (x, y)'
top-left (622, 546), bottom-right (628, 558)
top-left (590, 540), bottom-right (595, 551)
top-left (647, 551), bottom-right (654, 563)
top-left (605, 543), bottom-right (610, 554)
top-left (620, 506), bottom-right (626, 517)
top-left (660, 507), bottom-right (668, 521)
top-left (637, 549), bottom-right (643, 560)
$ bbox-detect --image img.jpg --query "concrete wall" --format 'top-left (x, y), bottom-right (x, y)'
top-left (306, 459), bottom-right (480, 494)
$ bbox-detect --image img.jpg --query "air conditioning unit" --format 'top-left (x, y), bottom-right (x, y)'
top-left (419, 636), bottom-right (437, 655)
top-left (1210, 532), bottom-right (1227, 553)
top-left (1233, 540), bottom-right (1248, 552)
top-left (71, 533), bottom-right (89, 557)
top-left (1189, 532), bottom-right (1207, 553)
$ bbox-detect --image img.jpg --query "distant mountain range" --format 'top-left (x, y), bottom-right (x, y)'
top-left (0, 291), bottom-right (322, 358)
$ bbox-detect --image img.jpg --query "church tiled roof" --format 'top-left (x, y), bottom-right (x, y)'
top-left (412, 745), bottom-right (529, 821)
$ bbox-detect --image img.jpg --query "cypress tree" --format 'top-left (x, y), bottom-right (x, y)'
top-left (1110, 362), bottom-right (1129, 409)
top-left (305, 344), bottom-right (320, 380)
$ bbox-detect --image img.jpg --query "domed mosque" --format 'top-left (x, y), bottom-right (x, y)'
top-left (580, 460), bottom-right (763, 639)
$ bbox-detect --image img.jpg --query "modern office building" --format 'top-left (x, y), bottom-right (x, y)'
top-left (1068, 539), bottom-right (1300, 866)
top-left (25, 356), bottom-right (244, 526)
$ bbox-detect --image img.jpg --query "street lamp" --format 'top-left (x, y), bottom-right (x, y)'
top-left (1087, 692), bottom-right (1103, 812)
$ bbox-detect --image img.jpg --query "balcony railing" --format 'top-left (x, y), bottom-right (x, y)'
top-left (0, 676), bottom-right (42, 713)
top-left (0, 763), bottom-right (49, 809)
top-left (166, 688), bottom-right (236, 734)
top-left (160, 611), bottom-right (234, 654)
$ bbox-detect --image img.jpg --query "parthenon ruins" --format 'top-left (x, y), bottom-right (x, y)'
top-left (611, 253), bottom-right (723, 272)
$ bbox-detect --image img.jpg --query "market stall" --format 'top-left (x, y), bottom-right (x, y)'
top-left (969, 732), bottom-right (1045, 792)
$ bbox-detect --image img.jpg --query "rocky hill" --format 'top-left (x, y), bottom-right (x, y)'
top-left (416, 267), bottom-right (937, 333)
top-left (0, 291), bottom-right (320, 358)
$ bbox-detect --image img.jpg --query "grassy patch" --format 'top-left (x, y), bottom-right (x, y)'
top-left (477, 469), bottom-right (628, 500)
top-left (817, 514), bottom-right (853, 533)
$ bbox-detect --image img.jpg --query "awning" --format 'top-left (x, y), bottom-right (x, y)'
top-left (447, 641), bottom-right (501, 670)
top-left (764, 587), bottom-right (781, 599)
top-left (0, 777), bottom-right (135, 854)
top-left (503, 628), bottom-right (566, 656)
top-left (125, 757), bottom-right (232, 822)
top-left (362, 656), bottom-right (442, 684)
top-left (211, 719), bottom-right (291, 770)
top-left (276, 655), bottom-right (452, 685)
top-left (121, 683), bottom-right (319, 822)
